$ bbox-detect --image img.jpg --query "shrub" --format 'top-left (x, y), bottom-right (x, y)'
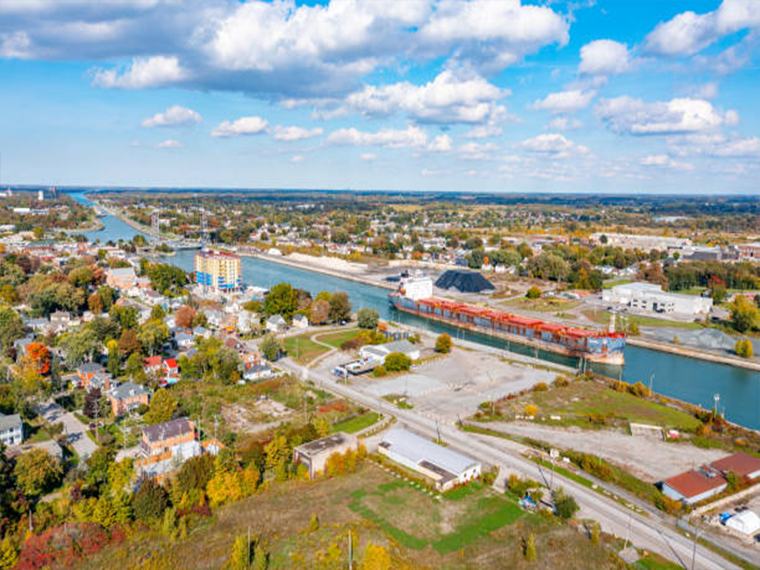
top-left (524, 533), bottom-right (536, 562)
top-left (532, 382), bottom-right (548, 392)
top-left (357, 307), bottom-right (379, 330)
top-left (526, 286), bottom-right (541, 300)
top-left (435, 333), bottom-right (452, 354)
top-left (735, 338), bottom-right (754, 358)
top-left (523, 404), bottom-right (538, 417)
top-left (383, 352), bottom-right (411, 372)
top-left (553, 376), bottom-right (569, 387)
top-left (628, 322), bottom-right (641, 336)
top-left (372, 365), bottom-right (387, 377)
top-left (554, 490), bottom-right (579, 520)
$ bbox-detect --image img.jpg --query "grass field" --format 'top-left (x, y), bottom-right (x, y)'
top-left (502, 297), bottom-right (581, 313)
top-left (602, 279), bottom-right (632, 289)
top-left (583, 309), bottom-right (704, 330)
top-left (331, 411), bottom-right (381, 434)
top-left (77, 463), bottom-right (621, 570)
top-left (315, 328), bottom-right (361, 349)
top-left (501, 380), bottom-right (701, 430)
top-left (283, 334), bottom-right (331, 364)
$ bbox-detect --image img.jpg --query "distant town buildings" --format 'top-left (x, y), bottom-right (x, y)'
top-left (737, 242), bottom-right (760, 262)
top-left (602, 282), bottom-right (712, 318)
top-left (195, 250), bottom-right (242, 292)
top-left (591, 232), bottom-right (692, 252)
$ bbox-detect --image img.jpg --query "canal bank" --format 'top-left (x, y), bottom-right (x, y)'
top-left (70, 191), bottom-right (760, 431)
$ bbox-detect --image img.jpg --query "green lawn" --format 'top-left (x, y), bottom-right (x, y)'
top-left (503, 297), bottom-right (581, 312)
top-left (348, 478), bottom-right (523, 554)
top-left (283, 334), bottom-right (331, 364)
top-left (583, 309), bottom-right (704, 330)
top-left (503, 380), bottom-right (701, 430)
top-left (602, 279), bottom-right (632, 289)
top-left (331, 411), bottom-right (381, 434)
top-left (315, 328), bottom-right (361, 349)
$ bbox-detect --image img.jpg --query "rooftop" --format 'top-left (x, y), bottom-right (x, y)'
top-left (294, 432), bottom-right (354, 457)
top-left (663, 468), bottom-right (726, 499)
top-left (710, 453), bottom-right (760, 478)
top-left (111, 381), bottom-right (149, 400)
top-left (0, 413), bottom-right (22, 431)
top-left (380, 428), bottom-right (479, 476)
top-left (142, 417), bottom-right (194, 443)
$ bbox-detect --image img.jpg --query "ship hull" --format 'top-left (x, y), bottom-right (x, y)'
top-left (389, 294), bottom-right (625, 366)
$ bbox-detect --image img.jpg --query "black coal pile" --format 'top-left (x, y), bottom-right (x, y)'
top-left (435, 270), bottom-right (495, 293)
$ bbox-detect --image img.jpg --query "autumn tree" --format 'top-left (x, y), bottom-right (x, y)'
top-left (87, 291), bottom-right (104, 314)
top-left (226, 535), bottom-right (252, 570)
top-left (361, 542), bottom-right (392, 570)
top-left (310, 299), bottom-right (330, 325)
top-left (524, 533), bottom-right (536, 563)
top-left (118, 328), bottom-right (141, 356)
top-left (730, 296), bottom-right (759, 333)
top-left (259, 334), bottom-right (283, 361)
top-left (138, 319), bottom-right (170, 355)
top-left (132, 478), bottom-right (168, 521)
top-left (25, 342), bottom-right (51, 375)
top-left (175, 305), bottom-right (196, 329)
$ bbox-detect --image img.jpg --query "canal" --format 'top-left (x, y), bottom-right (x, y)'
top-left (73, 192), bottom-right (760, 430)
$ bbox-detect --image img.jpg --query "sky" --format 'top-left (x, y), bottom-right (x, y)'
top-left (0, 0), bottom-right (758, 194)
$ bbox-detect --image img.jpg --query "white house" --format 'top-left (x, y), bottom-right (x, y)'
top-left (0, 413), bottom-right (23, 446)
top-left (266, 314), bottom-right (287, 333)
top-left (602, 282), bottom-right (712, 317)
top-left (242, 363), bottom-right (274, 383)
top-left (359, 339), bottom-right (420, 364)
top-left (293, 314), bottom-right (309, 330)
top-left (378, 428), bottom-right (481, 491)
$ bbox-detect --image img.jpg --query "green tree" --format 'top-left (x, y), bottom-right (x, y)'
top-left (554, 489), bottom-right (579, 520)
top-left (111, 304), bottom-right (139, 330)
top-left (357, 307), bottom-right (379, 329)
top-left (384, 352), bottom-right (411, 372)
top-left (730, 296), bottom-right (759, 333)
top-left (13, 448), bottom-right (62, 497)
top-left (259, 334), bottom-right (283, 361)
top-left (252, 544), bottom-right (268, 570)
top-left (132, 478), bottom-right (168, 521)
top-left (263, 282), bottom-right (298, 319)
top-left (524, 533), bottom-right (536, 563)
top-left (107, 341), bottom-right (121, 377)
top-left (144, 389), bottom-right (177, 425)
top-left (735, 338), bottom-right (754, 358)
top-left (590, 521), bottom-right (600, 545)
top-left (435, 333), bottom-right (452, 354)
top-left (328, 292), bottom-right (352, 322)
top-left (68, 265), bottom-right (94, 288)
top-left (0, 307), bottom-right (25, 353)
top-left (59, 326), bottom-right (100, 365)
top-left (138, 319), bottom-right (170, 355)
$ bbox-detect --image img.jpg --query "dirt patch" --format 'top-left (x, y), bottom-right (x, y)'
top-left (222, 400), bottom-right (293, 434)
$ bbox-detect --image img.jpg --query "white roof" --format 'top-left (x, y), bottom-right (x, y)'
top-left (381, 428), bottom-right (479, 476)
top-left (726, 511), bottom-right (760, 535)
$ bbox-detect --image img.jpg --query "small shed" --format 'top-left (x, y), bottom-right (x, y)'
top-left (726, 511), bottom-right (760, 535)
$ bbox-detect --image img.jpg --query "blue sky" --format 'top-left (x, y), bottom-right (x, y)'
top-left (0, 0), bottom-right (758, 194)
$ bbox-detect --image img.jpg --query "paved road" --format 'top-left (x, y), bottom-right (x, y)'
top-left (280, 357), bottom-right (742, 570)
top-left (36, 400), bottom-right (98, 460)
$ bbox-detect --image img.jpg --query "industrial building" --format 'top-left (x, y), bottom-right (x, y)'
top-left (378, 428), bottom-right (481, 491)
top-left (590, 232), bottom-right (692, 252)
top-left (602, 282), bottom-right (712, 317)
top-left (661, 466), bottom-right (727, 505)
top-left (359, 339), bottom-right (420, 363)
top-left (293, 432), bottom-right (359, 479)
top-left (195, 249), bottom-right (242, 292)
top-left (737, 242), bottom-right (760, 262)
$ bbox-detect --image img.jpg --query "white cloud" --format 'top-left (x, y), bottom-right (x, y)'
top-left (596, 96), bottom-right (735, 136)
top-left (327, 125), bottom-right (428, 148)
top-left (360, 153), bottom-right (376, 161)
top-left (456, 141), bottom-right (498, 160)
top-left (211, 116), bottom-right (269, 138)
top-left (93, 56), bottom-right (188, 89)
top-left (427, 134), bottom-right (453, 152)
top-left (0, 31), bottom-right (32, 58)
top-left (273, 125), bottom-right (323, 141)
top-left (141, 105), bottom-right (201, 128)
top-left (669, 133), bottom-right (760, 158)
top-left (545, 117), bottom-right (582, 131)
top-left (417, 0), bottom-right (569, 71)
top-left (466, 123), bottom-right (503, 139)
top-left (682, 81), bottom-right (719, 100)
top-left (156, 139), bottom-right (182, 149)
top-left (578, 39), bottom-right (630, 75)
top-left (640, 154), bottom-right (694, 170)
top-left (519, 133), bottom-right (589, 158)
top-left (290, 155), bottom-right (305, 163)
top-left (644, 0), bottom-right (760, 56)
top-left (530, 89), bottom-right (595, 114)
top-left (341, 70), bottom-right (506, 124)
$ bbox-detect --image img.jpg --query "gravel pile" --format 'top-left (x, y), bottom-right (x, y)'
top-left (650, 327), bottom-right (738, 351)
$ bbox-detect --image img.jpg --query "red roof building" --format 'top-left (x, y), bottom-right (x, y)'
top-left (710, 453), bottom-right (760, 480)
top-left (662, 467), bottom-right (727, 505)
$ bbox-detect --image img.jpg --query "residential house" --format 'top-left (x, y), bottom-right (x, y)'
top-left (163, 359), bottom-right (179, 385)
top-left (175, 332), bottom-right (195, 350)
top-left (49, 310), bottom-right (74, 333)
top-left (26, 317), bottom-right (49, 332)
top-left (242, 363), bottom-right (274, 383)
top-left (109, 382), bottom-right (150, 416)
top-left (293, 314), bottom-right (309, 330)
top-left (76, 363), bottom-right (106, 389)
top-left (378, 428), bottom-right (481, 492)
top-left (293, 432), bottom-right (359, 479)
top-left (144, 355), bottom-right (163, 376)
top-left (0, 413), bottom-right (23, 446)
top-left (135, 417), bottom-right (204, 481)
top-left (265, 314), bottom-right (287, 333)
top-left (88, 372), bottom-right (114, 392)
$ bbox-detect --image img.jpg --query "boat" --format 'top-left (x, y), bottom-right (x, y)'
top-left (388, 275), bottom-right (626, 365)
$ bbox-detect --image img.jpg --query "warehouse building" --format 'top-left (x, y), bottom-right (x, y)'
top-left (602, 282), bottom-right (712, 317)
top-left (378, 428), bottom-right (481, 491)
top-left (661, 466), bottom-right (727, 505)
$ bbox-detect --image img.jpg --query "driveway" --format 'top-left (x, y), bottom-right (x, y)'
top-left (36, 400), bottom-right (98, 460)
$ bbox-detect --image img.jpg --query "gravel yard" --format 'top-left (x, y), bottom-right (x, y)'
top-left (481, 420), bottom-right (727, 483)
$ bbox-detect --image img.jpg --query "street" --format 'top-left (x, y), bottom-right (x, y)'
top-left (35, 400), bottom-right (98, 460)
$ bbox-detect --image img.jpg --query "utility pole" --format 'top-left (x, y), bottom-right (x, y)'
top-left (348, 529), bottom-right (353, 570)
top-left (247, 526), bottom-right (251, 569)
